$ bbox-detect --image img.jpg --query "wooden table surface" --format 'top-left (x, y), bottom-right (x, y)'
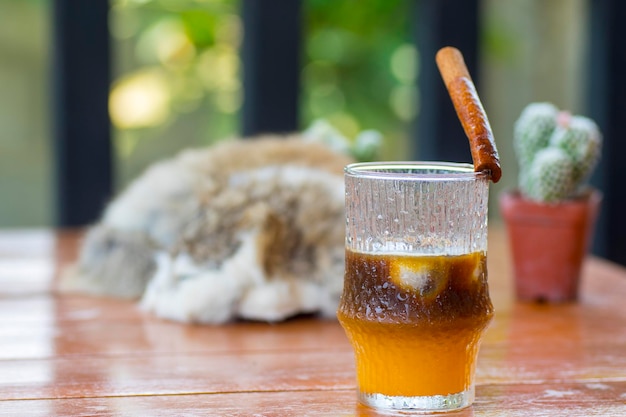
top-left (1, 227), bottom-right (625, 416)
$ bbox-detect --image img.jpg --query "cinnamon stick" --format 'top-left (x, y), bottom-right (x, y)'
top-left (436, 46), bottom-right (502, 183)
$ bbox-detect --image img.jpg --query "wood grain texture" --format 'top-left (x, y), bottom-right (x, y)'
top-left (1, 228), bottom-right (626, 415)
top-left (1, 383), bottom-right (626, 417)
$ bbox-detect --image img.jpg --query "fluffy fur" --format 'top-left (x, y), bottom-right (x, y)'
top-left (60, 135), bottom-right (353, 323)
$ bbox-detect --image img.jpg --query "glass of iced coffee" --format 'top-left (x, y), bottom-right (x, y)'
top-left (338, 161), bottom-right (494, 413)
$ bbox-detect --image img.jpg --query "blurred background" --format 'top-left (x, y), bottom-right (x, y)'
top-left (2, 0), bottom-right (622, 261)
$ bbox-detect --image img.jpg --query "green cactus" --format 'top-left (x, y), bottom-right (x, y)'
top-left (513, 103), bottom-right (602, 203)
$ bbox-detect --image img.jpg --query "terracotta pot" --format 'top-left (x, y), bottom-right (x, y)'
top-left (499, 189), bottom-right (602, 302)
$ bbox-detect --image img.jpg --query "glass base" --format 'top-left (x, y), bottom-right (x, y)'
top-left (358, 387), bottom-right (473, 414)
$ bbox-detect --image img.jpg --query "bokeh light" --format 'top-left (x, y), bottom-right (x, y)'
top-left (109, 69), bottom-right (171, 129)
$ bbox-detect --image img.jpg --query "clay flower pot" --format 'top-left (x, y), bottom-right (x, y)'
top-left (499, 189), bottom-right (602, 302)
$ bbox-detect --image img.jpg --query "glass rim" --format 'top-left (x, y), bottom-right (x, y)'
top-left (344, 161), bottom-right (487, 181)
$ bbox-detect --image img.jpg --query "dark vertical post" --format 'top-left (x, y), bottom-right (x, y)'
top-left (241, 0), bottom-right (301, 136)
top-left (414, 0), bottom-right (480, 162)
top-left (587, 0), bottom-right (626, 264)
top-left (52, 0), bottom-right (112, 226)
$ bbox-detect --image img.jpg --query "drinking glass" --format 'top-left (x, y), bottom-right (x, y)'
top-left (338, 162), bottom-right (494, 413)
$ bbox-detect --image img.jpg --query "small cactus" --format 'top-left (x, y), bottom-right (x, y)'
top-left (513, 103), bottom-right (602, 203)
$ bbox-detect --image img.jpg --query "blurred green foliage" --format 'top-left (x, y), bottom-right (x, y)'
top-left (0, 0), bottom-right (418, 226)
top-left (111, 0), bottom-right (415, 185)
top-left (110, 0), bottom-right (242, 185)
top-left (303, 0), bottom-right (415, 159)
top-left (180, 9), bottom-right (218, 49)
top-left (0, 0), bottom-right (590, 226)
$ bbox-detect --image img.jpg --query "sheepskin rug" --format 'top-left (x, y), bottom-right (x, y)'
top-left (59, 133), bottom-right (355, 324)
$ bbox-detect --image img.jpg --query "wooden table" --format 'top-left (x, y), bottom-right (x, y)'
top-left (0, 228), bottom-right (625, 416)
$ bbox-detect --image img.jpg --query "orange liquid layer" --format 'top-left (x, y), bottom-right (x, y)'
top-left (338, 313), bottom-right (490, 396)
top-left (338, 250), bottom-right (494, 397)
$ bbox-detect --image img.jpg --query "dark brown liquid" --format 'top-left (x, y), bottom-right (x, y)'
top-left (339, 249), bottom-right (493, 324)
